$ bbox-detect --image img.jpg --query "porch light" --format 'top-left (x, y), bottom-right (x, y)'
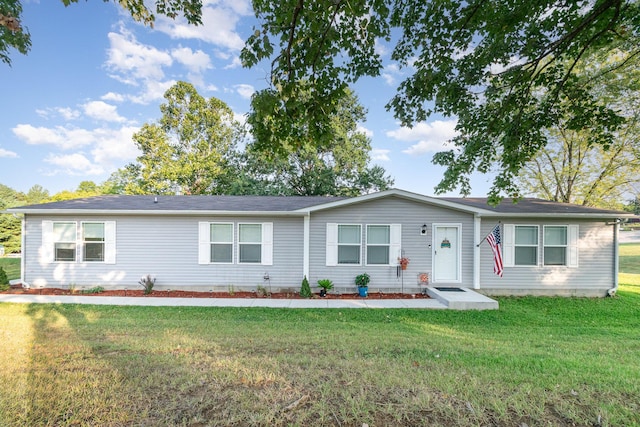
top-left (421, 224), bottom-right (428, 235)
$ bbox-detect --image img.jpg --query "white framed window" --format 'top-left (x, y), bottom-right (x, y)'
top-left (198, 222), bottom-right (272, 265)
top-left (543, 225), bottom-right (579, 267)
top-left (366, 225), bottom-right (390, 265)
top-left (239, 223), bottom-right (262, 263)
top-left (54, 222), bottom-right (77, 262)
top-left (503, 224), bottom-right (578, 268)
top-left (210, 223), bottom-right (233, 263)
top-left (82, 222), bottom-right (105, 262)
top-left (337, 224), bottom-right (361, 265)
top-left (327, 223), bottom-right (401, 266)
top-left (42, 221), bottom-right (116, 264)
top-left (514, 225), bottom-right (539, 266)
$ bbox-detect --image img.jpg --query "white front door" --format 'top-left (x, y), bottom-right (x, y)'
top-left (432, 224), bottom-right (461, 283)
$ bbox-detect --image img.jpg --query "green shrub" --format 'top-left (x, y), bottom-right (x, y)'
top-left (0, 267), bottom-right (8, 291)
top-left (355, 273), bottom-right (370, 288)
top-left (81, 286), bottom-right (104, 294)
top-left (317, 279), bottom-right (334, 291)
top-left (300, 276), bottom-right (312, 298)
top-left (139, 274), bottom-right (156, 295)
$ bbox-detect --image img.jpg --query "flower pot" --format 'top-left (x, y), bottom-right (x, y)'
top-left (319, 289), bottom-right (327, 297)
top-left (401, 264), bottom-right (407, 270)
top-left (358, 287), bottom-right (368, 297)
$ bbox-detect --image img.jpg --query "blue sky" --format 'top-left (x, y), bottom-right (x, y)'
top-left (0, 0), bottom-right (493, 196)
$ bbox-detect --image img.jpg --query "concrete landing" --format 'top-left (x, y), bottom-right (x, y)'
top-left (426, 287), bottom-right (499, 310)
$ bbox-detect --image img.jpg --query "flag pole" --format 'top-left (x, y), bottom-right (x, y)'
top-left (476, 221), bottom-right (501, 247)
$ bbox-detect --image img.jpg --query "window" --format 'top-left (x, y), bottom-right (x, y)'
top-left (514, 225), bottom-right (538, 266)
top-left (43, 221), bottom-right (115, 264)
top-left (198, 222), bottom-right (272, 265)
top-left (367, 225), bottom-right (390, 265)
top-left (210, 223), bottom-right (233, 263)
top-left (82, 222), bottom-right (105, 262)
top-left (544, 226), bottom-right (568, 266)
top-left (338, 224), bottom-right (361, 264)
top-left (239, 224), bottom-right (262, 263)
top-left (54, 222), bottom-right (77, 262)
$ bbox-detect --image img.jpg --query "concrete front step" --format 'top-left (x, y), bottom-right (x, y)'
top-left (426, 287), bottom-right (499, 310)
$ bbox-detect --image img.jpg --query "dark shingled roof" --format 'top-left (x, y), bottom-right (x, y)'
top-left (440, 197), bottom-right (629, 216)
top-left (15, 195), bottom-right (346, 212)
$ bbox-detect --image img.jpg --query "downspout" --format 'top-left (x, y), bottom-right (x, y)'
top-left (473, 215), bottom-right (481, 289)
top-left (608, 219), bottom-right (620, 297)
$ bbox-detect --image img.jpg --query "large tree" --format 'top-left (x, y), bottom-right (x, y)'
top-left (242, 0), bottom-right (640, 202)
top-left (117, 81), bottom-right (244, 195)
top-left (1, 0), bottom-right (202, 65)
top-left (237, 88), bottom-right (394, 196)
top-left (516, 48), bottom-right (640, 208)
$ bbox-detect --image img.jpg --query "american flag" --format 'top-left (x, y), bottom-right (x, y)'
top-left (486, 224), bottom-right (504, 277)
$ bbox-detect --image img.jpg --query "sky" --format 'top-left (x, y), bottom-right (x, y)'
top-left (0, 0), bottom-right (494, 197)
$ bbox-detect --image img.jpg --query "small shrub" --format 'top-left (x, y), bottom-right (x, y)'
top-left (317, 279), bottom-right (334, 291)
top-left (139, 274), bottom-right (156, 295)
top-left (355, 273), bottom-right (370, 288)
top-left (300, 276), bottom-right (312, 298)
top-left (82, 286), bottom-right (104, 294)
top-left (256, 285), bottom-right (271, 297)
top-left (0, 267), bottom-right (9, 291)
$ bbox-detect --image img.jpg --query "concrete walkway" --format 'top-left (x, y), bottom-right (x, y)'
top-left (0, 288), bottom-right (498, 310)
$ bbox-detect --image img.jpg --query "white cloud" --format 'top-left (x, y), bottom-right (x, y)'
top-left (13, 124), bottom-right (95, 149)
top-left (386, 120), bottom-right (459, 155)
top-left (105, 27), bottom-right (173, 85)
top-left (90, 126), bottom-right (140, 165)
top-left (44, 153), bottom-right (105, 176)
top-left (357, 125), bottom-right (374, 138)
top-left (129, 79), bottom-right (176, 105)
top-left (382, 63), bottom-right (402, 86)
top-left (172, 47), bottom-right (212, 74)
top-left (234, 84), bottom-right (255, 99)
top-left (0, 148), bottom-right (18, 158)
top-left (83, 101), bottom-right (126, 123)
top-left (154, 2), bottom-right (250, 51)
top-left (36, 107), bottom-right (81, 121)
top-left (371, 148), bottom-right (390, 162)
top-left (101, 92), bottom-right (125, 102)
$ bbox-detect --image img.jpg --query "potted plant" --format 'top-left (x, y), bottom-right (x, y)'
top-left (317, 279), bottom-right (334, 297)
top-left (355, 273), bottom-right (370, 297)
top-left (398, 256), bottom-right (410, 270)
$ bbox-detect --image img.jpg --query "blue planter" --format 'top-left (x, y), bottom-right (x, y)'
top-left (358, 287), bottom-right (368, 297)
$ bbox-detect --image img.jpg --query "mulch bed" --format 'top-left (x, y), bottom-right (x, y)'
top-left (2, 287), bottom-right (430, 299)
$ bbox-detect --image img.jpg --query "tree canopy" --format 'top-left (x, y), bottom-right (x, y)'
top-left (1, 0), bottom-right (202, 65)
top-left (242, 0), bottom-right (640, 202)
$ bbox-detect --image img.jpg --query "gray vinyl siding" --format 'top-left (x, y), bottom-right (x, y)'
top-left (24, 214), bottom-right (304, 290)
top-left (478, 218), bottom-right (616, 295)
top-left (308, 196), bottom-right (476, 291)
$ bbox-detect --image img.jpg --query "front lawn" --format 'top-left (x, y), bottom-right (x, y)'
top-left (1, 285), bottom-right (639, 426)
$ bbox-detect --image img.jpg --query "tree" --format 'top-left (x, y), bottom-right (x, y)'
top-left (116, 81), bottom-right (244, 195)
top-left (0, 183), bottom-right (25, 254)
top-left (238, 88), bottom-right (394, 196)
top-left (242, 0), bottom-right (640, 202)
top-left (1, 0), bottom-right (202, 65)
top-left (516, 48), bottom-right (640, 208)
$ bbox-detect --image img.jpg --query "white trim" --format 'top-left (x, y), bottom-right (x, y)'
top-left (326, 223), bottom-right (338, 266)
top-left (502, 224), bottom-right (515, 267)
top-left (198, 222), bottom-right (210, 264)
top-left (104, 221), bottom-right (116, 264)
top-left (567, 224), bottom-right (579, 268)
top-left (473, 216), bottom-right (481, 289)
top-left (389, 224), bottom-right (402, 264)
top-left (20, 218), bottom-right (26, 285)
top-left (261, 222), bottom-right (273, 266)
top-left (303, 215), bottom-right (310, 278)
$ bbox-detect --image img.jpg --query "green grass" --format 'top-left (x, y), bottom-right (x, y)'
top-left (620, 243), bottom-right (640, 274)
top-left (1, 288), bottom-right (640, 426)
top-left (0, 245), bottom-right (638, 426)
top-left (0, 258), bottom-right (20, 281)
